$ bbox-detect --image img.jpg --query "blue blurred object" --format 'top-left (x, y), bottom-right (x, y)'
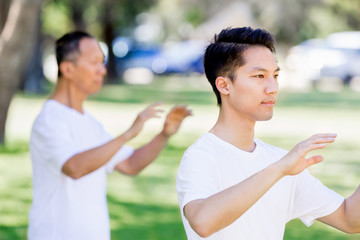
top-left (113, 37), bottom-right (161, 76)
top-left (152, 40), bottom-right (206, 74)
top-left (113, 37), bottom-right (206, 77)
top-left (285, 31), bottom-right (360, 85)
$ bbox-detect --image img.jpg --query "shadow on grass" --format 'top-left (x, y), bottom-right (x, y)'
top-left (0, 225), bottom-right (28, 240)
top-left (107, 195), bottom-right (186, 240)
top-left (285, 219), bottom-right (360, 240)
top-left (0, 141), bottom-right (28, 154)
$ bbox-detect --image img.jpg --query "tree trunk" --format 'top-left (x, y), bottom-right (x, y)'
top-left (0, 0), bottom-right (11, 33)
top-left (20, 14), bottom-right (44, 94)
top-left (0, 0), bottom-right (44, 145)
top-left (102, 0), bottom-right (118, 83)
top-left (70, 0), bottom-right (86, 31)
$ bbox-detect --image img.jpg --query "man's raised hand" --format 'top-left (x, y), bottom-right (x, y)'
top-left (162, 105), bottom-right (192, 137)
top-left (276, 133), bottom-right (337, 176)
top-left (124, 102), bottom-right (164, 140)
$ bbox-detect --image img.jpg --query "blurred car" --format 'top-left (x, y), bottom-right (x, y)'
top-left (151, 40), bottom-right (206, 75)
top-left (113, 37), bottom-right (206, 78)
top-left (112, 37), bottom-right (161, 77)
top-left (285, 31), bottom-right (360, 86)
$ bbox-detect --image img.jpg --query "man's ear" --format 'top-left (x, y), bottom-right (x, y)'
top-left (59, 61), bottom-right (74, 79)
top-left (215, 76), bottom-right (230, 95)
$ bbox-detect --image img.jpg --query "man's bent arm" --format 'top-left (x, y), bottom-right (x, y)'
top-left (184, 133), bottom-right (337, 237)
top-left (62, 103), bottom-right (163, 179)
top-left (116, 105), bottom-right (191, 175)
top-left (62, 135), bottom-right (131, 179)
top-left (185, 162), bottom-right (285, 237)
top-left (115, 131), bottom-right (169, 175)
top-left (318, 185), bottom-right (360, 234)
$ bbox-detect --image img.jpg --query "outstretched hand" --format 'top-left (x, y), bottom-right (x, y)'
top-left (162, 105), bottom-right (192, 137)
top-left (277, 133), bottom-right (337, 176)
top-left (124, 102), bottom-right (164, 140)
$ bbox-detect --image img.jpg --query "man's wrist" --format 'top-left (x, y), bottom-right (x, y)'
top-left (120, 130), bottom-right (134, 142)
top-left (159, 130), bottom-right (172, 139)
top-left (270, 161), bottom-right (287, 179)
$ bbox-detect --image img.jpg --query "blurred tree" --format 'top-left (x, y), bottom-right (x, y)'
top-left (70, 0), bottom-right (87, 31)
top-left (0, 0), bottom-right (11, 33)
top-left (101, 0), bottom-right (118, 82)
top-left (326, 0), bottom-right (360, 30)
top-left (249, 0), bottom-right (360, 44)
top-left (41, 0), bottom-right (157, 82)
top-left (0, 0), bottom-right (45, 145)
top-left (98, 0), bottom-right (157, 81)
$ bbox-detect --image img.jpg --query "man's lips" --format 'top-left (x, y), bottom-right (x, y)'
top-left (95, 79), bottom-right (103, 85)
top-left (261, 100), bottom-right (276, 105)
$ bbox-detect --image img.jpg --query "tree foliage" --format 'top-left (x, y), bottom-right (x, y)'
top-left (1, 0), bottom-right (360, 145)
top-left (249, 0), bottom-right (360, 43)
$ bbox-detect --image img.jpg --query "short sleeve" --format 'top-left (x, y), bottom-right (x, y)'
top-left (176, 149), bottom-right (219, 212)
top-left (30, 115), bottom-right (80, 172)
top-left (105, 145), bottom-right (134, 173)
top-left (292, 170), bottom-right (344, 226)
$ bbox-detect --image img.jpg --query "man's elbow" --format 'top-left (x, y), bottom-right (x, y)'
top-left (62, 163), bottom-right (84, 180)
top-left (192, 225), bottom-right (213, 238)
top-left (62, 169), bottom-right (83, 179)
top-left (344, 225), bottom-right (360, 234)
top-left (122, 169), bottom-right (141, 176)
top-left (115, 161), bottom-right (142, 176)
top-left (188, 216), bottom-right (215, 238)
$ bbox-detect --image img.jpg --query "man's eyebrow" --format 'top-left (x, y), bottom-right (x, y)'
top-left (250, 66), bottom-right (281, 72)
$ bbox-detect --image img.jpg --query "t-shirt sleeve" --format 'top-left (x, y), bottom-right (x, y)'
top-left (292, 170), bottom-right (345, 227)
top-left (176, 149), bottom-right (219, 213)
top-left (30, 115), bottom-right (80, 172)
top-left (105, 145), bottom-right (134, 173)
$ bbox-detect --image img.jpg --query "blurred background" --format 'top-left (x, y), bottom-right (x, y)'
top-left (1, 0), bottom-right (360, 239)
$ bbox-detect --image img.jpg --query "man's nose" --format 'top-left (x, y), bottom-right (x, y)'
top-left (266, 77), bottom-right (279, 94)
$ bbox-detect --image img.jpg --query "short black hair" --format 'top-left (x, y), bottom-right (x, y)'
top-left (55, 31), bottom-right (94, 77)
top-left (203, 27), bottom-right (276, 106)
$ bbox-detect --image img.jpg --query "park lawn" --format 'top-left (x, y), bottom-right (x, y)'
top-left (1, 76), bottom-right (360, 239)
top-left (1, 139), bottom-right (360, 240)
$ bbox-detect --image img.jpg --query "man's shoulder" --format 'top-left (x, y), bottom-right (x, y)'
top-left (32, 100), bottom-right (76, 135)
top-left (34, 101), bottom-right (62, 123)
top-left (184, 133), bottom-right (216, 154)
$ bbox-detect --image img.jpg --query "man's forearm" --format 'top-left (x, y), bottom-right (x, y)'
top-left (116, 131), bottom-right (169, 175)
top-left (62, 134), bottom-right (130, 179)
top-left (184, 162), bottom-right (285, 237)
top-left (344, 185), bottom-right (360, 233)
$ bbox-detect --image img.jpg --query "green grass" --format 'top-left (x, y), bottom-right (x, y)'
top-left (2, 76), bottom-right (360, 239)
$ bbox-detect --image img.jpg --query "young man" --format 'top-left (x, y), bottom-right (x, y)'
top-left (28, 31), bottom-right (191, 240)
top-left (176, 27), bottom-right (360, 239)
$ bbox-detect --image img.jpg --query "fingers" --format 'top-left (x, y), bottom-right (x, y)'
top-left (140, 103), bottom-right (192, 121)
top-left (279, 133), bottom-right (337, 176)
top-left (140, 102), bottom-right (165, 120)
top-left (300, 133), bottom-right (337, 153)
top-left (301, 133), bottom-right (336, 168)
top-left (306, 155), bottom-right (324, 167)
top-left (161, 105), bottom-right (192, 137)
top-left (167, 105), bottom-right (193, 119)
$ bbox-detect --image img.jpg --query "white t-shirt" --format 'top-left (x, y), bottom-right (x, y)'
top-left (28, 100), bottom-right (134, 240)
top-left (176, 133), bottom-right (344, 240)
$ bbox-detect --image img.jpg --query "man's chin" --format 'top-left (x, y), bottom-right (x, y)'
top-left (258, 114), bottom-right (273, 122)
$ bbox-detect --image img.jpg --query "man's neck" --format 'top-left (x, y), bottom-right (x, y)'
top-left (50, 78), bottom-right (86, 113)
top-left (210, 107), bottom-right (256, 152)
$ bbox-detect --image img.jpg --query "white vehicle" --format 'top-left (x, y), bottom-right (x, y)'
top-left (286, 31), bottom-right (360, 86)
